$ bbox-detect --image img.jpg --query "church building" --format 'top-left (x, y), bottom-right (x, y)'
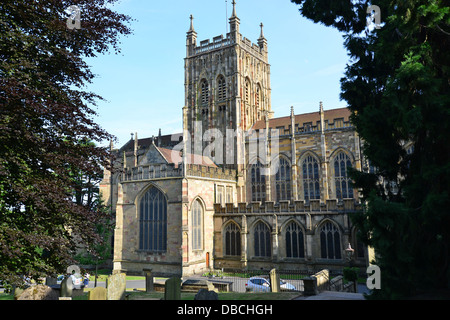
top-left (100, 2), bottom-right (369, 277)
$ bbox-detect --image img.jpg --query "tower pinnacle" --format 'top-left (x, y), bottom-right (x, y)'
top-left (189, 14), bottom-right (195, 32)
top-left (231, 0), bottom-right (237, 18)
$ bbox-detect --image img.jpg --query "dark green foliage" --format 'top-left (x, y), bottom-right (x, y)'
top-left (292, 0), bottom-right (450, 298)
top-left (0, 1), bottom-right (131, 286)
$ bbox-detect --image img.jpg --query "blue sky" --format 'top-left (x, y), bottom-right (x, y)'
top-left (86, 0), bottom-right (350, 147)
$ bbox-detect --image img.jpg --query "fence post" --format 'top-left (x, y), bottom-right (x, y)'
top-left (143, 269), bottom-right (154, 293)
top-left (270, 268), bottom-right (280, 293)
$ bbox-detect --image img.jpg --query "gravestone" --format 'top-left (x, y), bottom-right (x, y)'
top-left (107, 273), bottom-right (126, 300)
top-left (89, 287), bottom-right (107, 300)
top-left (194, 288), bottom-right (218, 300)
top-left (45, 277), bottom-right (57, 286)
top-left (164, 277), bottom-right (181, 300)
top-left (67, 265), bottom-right (81, 275)
top-left (17, 285), bottom-right (59, 300)
top-left (303, 276), bottom-right (318, 296)
top-left (60, 277), bottom-right (73, 298)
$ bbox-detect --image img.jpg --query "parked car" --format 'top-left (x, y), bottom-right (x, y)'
top-left (245, 276), bottom-right (297, 292)
top-left (70, 274), bottom-right (84, 288)
top-left (56, 274), bottom-right (85, 289)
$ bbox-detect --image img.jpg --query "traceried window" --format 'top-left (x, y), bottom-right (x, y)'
top-left (285, 222), bottom-right (305, 258)
top-left (302, 155), bottom-right (320, 201)
top-left (200, 79), bottom-right (209, 105)
top-left (217, 76), bottom-right (226, 102)
top-left (139, 187), bottom-right (167, 253)
top-left (320, 222), bottom-right (342, 260)
top-left (334, 152), bottom-right (353, 200)
top-left (275, 157), bottom-right (291, 201)
top-left (224, 222), bottom-right (241, 256)
top-left (250, 161), bottom-right (266, 202)
top-left (191, 199), bottom-right (203, 250)
top-left (254, 222), bottom-right (271, 257)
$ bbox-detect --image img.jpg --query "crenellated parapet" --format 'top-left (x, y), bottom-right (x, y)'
top-left (121, 163), bottom-right (182, 182)
top-left (214, 198), bottom-right (362, 215)
top-left (120, 162), bottom-right (237, 182)
top-left (186, 163), bottom-right (236, 181)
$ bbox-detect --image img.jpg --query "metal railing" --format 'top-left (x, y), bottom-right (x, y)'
top-left (202, 269), bottom-right (310, 293)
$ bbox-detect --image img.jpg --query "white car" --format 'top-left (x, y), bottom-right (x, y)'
top-left (245, 276), bottom-right (297, 292)
top-left (57, 274), bottom-right (85, 289)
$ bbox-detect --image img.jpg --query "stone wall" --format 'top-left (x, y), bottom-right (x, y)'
top-left (113, 178), bottom-right (183, 277)
top-left (213, 200), bottom-right (367, 273)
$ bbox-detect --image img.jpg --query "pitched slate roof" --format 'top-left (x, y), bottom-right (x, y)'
top-left (157, 146), bottom-right (218, 168)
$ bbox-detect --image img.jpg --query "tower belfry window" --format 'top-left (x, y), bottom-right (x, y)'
top-left (217, 76), bottom-right (226, 102)
top-left (201, 80), bottom-right (209, 105)
top-left (245, 80), bottom-right (251, 104)
top-left (255, 85), bottom-right (260, 108)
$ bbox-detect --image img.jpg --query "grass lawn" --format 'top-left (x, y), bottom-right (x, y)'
top-left (88, 269), bottom-right (146, 282)
top-left (127, 290), bottom-right (301, 300)
top-left (1, 289), bottom-right (301, 301)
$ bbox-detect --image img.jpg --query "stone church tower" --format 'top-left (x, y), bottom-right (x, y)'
top-left (184, 1), bottom-right (273, 178)
top-left (101, 1), bottom-right (370, 279)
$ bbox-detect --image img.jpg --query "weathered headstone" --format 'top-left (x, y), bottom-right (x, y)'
top-left (89, 287), bottom-right (107, 300)
top-left (107, 273), bottom-right (126, 300)
top-left (194, 288), bottom-right (219, 300)
top-left (67, 265), bottom-right (81, 275)
top-left (303, 276), bottom-right (318, 296)
top-left (17, 285), bottom-right (59, 300)
top-left (45, 277), bottom-right (57, 286)
top-left (164, 277), bottom-right (181, 300)
top-left (60, 277), bottom-right (73, 298)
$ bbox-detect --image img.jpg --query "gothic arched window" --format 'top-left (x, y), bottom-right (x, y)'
top-left (334, 152), bottom-right (353, 200)
top-left (320, 222), bottom-right (341, 259)
top-left (139, 187), bottom-right (167, 253)
top-left (224, 222), bottom-right (241, 256)
top-left (254, 222), bottom-right (271, 257)
top-left (250, 161), bottom-right (266, 202)
top-left (245, 79), bottom-right (251, 104)
top-left (285, 222), bottom-right (305, 258)
top-left (200, 79), bottom-right (209, 105)
top-left (275, 157), bottom-right (291, 201)
top-left (191, 199), bottom-right (203, 250)
top-left (302, 155), bottom-right (320, 201)
top-left (217, 76), bottom-right (226, 102)
top-left (255, 85), bottom-right (261, 108)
